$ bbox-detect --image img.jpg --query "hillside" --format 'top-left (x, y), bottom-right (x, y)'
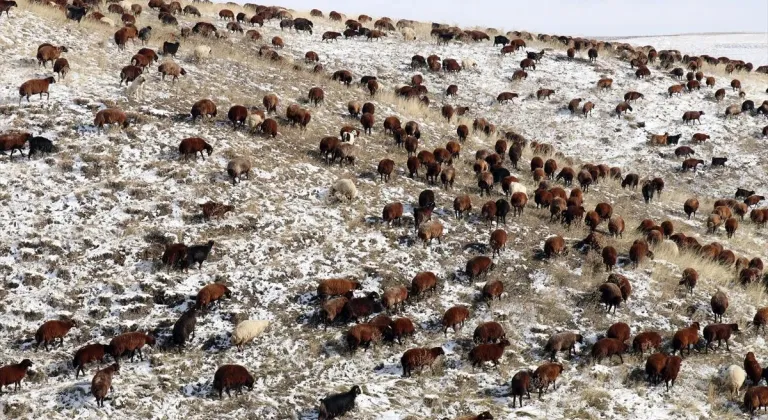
top-left (1, 2), bottom-right (768, 419)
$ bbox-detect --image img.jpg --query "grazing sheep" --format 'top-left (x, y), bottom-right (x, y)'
top-left (544, 235), bottom-right (566, 258)
top-left (443, 306), bottom-right (470, 336)
top-left (599, 282), bottom-right (623, 313)
top-left (0, 359), bottom-right (33, 394)
top-left (226, 157), bottom-right (251, 185)
top-left (178, 137), bottom-right (213, 161)
top-left (231, 320), bottom-right (269, 351)
top-left (510, 370), bottom-right (533, 408)
top-left (724, 365), bottom-right (747, 399)
top-left (382, 286), bottom-right (408, 313)
top-left (171, 309), bottom-right (197, 351)
top-left (466, 256), bottom-right (494, 280)
top-left (0, 132), bottom-right (31, 159)
top-left (73, 343), bottom-right (113, 378)
top-left (342, 292), bottom-right (382, 323)
top-left (213, 364), bottom-right (254, 398)
top-left (711, 291), bottom-right (729, 322)
top-left (633, 332), bottom-right (662, 356)
top-left (401, 347), bottom-right (445, 377)
top-left (418, 221), bottom-right (444, 247)
top-left (592, 338), bottom-right (629, 364)
top-left (317, 279), bottom-right (361, 300)
top-left (53, 57), bottom-right (70, 80)
top-left (544, 332), bottom-right (583, 361)
top-left (319, 385), bottom-right (361, 419)
top-left (91, 364), bottom-right (119, 407)
top-left (469, 339), bottom-right (511, 369)
top-left (196, 283), bottom-right (232, 311)
top-left (108, 331), bottom-right (155, 362)
top-left (607, 322), bottom-right (631, 343)
top-left (533, 362), bottom-right (564, 397)
top-left (411, 272), bottom-right (438, 299)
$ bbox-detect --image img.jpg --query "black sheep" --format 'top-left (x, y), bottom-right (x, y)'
top-left (139, 26), bottom-right (152, 44)
top-left (642, 182), bottom-right (654, 203)
top-left (418, 190), bottom-right (435, 208)
top-left (342, 292), bottom-right (381, 323)
top-left (162, 41), bottom-right (180, 57)
top-left (666, 134), bottom-right (681, 145)
top-left (492, 167), bottom-right (510, 184)
top-left (171, 308), bottom-right (197, 351)
top-left (186, 240), bottom-right (214, 269)
top-left (495, 199), bottom-right (510, 224)
top-left (319, 385), bottom-right (361, 419)
top-left (66, 6), bottom-right (87, 22)
top-left (28, 136), bottom-right (53, 159)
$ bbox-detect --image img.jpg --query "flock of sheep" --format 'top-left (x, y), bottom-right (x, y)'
top-left (2, 0), bottom-right (768, 418)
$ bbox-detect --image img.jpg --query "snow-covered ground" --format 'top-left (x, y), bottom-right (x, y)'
top-left (0, 2), bottom-right (767, 419)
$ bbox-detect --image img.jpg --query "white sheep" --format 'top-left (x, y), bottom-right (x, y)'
top-left (723, 365), bottom-right (746, 399)
top-left (231, 320), bottom-right (269, 351)
top-left (401, 27), bottom-right (416, 41)
top-left (341, 130), bottom-right (358, 145)
top-left (118, 1), bottom-right (133, 11)
top-left (100, 17), bottom-right (115, 27)
top-left (245, 113), bottom-right (264, 133)
top-left (462, 58), bottom-right (478, 71)
top-left (330, 178), bottom-right (357, 202)
top-left (657, 240), bottom-right (679, 257)
top-left (194, 45), bottom-right (212, 62)
top-left (508, 182), bottom-right (527, 196)
top-left (125, 75), bottom-right (145, 101)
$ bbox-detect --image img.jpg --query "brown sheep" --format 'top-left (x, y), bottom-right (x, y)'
top-left (597, 78), bottom-right (613, 90)
top-left (466, 256), bottom-right (494, 280)
top-left (178, 137), bottom-right (213, 161)
top-left (308, 87), bottom-right (324, 106)
top-left (411, 272), bottom-right (438, 299)
top-left (114, 26), bottom-right (138, 50)
top-left (401, 347), bottom-right (444, 377)
top-left (682, 110), bottom-right (704, 124)
top-left (592, 338), bottom-right (629, 364)
top-left (474, 322), bottom-right (506, 344)
top-left (482, 280), bottom-right (504, 304)
top-left (745, 352), bottom-right (763, 385)
top-left (490, 229), bottom-right (507, 257)
top-left (629, 240), bottom-right (654, 268)
top-left (191, 99), bottom-right (217, 123)
top-left (744, 386), bottom-right (768, 414)
top-left (672, 322), bottom-right (700, 357)
top-left (703, 323), bottom-right (739, 353)
top-left (92, 108), bottom-right (130, 133)
top-left (376, 158), bottom-right (394, 183)
top-left (381, 202), bottom-right (404, 226)
top-left (263, 93), bottom-right (278, 113)
top-left (731, 79), bottom-right (741, 91)
top-left (607, 322), bottom-right (630, 343)
top-left (454, 195), bottom-right (472, 219)
top-left (646, 353), bottom-right (668, 385)
top-left (711, 290), bottom-right (728, 322)
top-left (37, 44), bottom-right (67, 67)
top-left (109, 331), bottom-right (155, 361)
top-left (442, 306), bottom-right (470, 336)
top-left (599, 282), bottom-right (623, 313)
top-left (346, 324), bottom-right (384, 352)
top-left (633, 332), bottom-right (662, 356)
top-left (469, 339), bottom-right (511, 369)
top-left (317, 279), bottom-right (361, 300)
top-left (608, 217), bottom-right (625, 238)
top-left (537, 88), bottom-right (555, 100)
top-left (661, 356), bottom-right (682, 391)
top-left (510, 370), bottom-right (533, 408)
top-left (418, 221), bottom-right (444, 247)
top-left (533, 362), bottom-right (564, 397)
top-left (196, 283), bottom-right (232, 310)
top-left (725, 217), bottom-right (739, 238)
top-left (35, 318), bottom-right (76, 351)
top-left (0, 132), bottom-right (31, 159)
top-left (544, 332), bottom-right (583, 361)
top-left (382, 286), bottom-right (408, 313)
top-left (544, 235), bottom-right (566, 258)
top-left (360, 113), bottom-right (375, 135)
top-left (602, 246), bottom-right (617, 271)
top-left (91, 364), bottom-right (119, 407)
top-left (0, 359), bottom-right (33, 394)
top-left (19, 76), bottom-right (56, 105)
top-left (615, 101), bottom-right (633, 117)
top-left (213, 364), bottom-right (254, 399)
top-left (684, 198), bottom-right (699, 219)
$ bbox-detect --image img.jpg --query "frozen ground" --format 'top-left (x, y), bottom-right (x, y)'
top-left (0, 2), bottom-right (767, 419)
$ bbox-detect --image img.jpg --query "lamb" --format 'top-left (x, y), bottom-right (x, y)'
top-left (0, 359), bottom-right (33, 394)
top-left (319, 385), bottom-right (361, 419)
top-left (591, 338), bottom-right (629, 364)
top-left (469, 339), bottom-right (511, 369)
top-left (411, 272), bottom-right (438, 299)
top-left (330, 178), bottom-right (357, 201)
top-left (35, 318), bottom-right (76, 351)
top-left (317, 278), bottom-right (361, 300)
top-left (231, 320), bottom-right (269, 351)
top-left (158, 61), bottom-right (187, 82)
top-left (401, 347), bottom-right (445, 377)
top-left (443, 306), bottom-right (470, 336)
top-left (171, 308), bottom-right (197, 351)
top-left (227, 157), bottom-right (252, 185)
top-left (510, 370), bottom-right (533, 408)
top-left (94, 108), bottom-right (129, 132)
top-left (213, 364), bottom-right (254, 398)
top-left (178, 137), bottom-right (213, 161)
top-left (724, 365), bottom-right (747, 399)
top-left (73, 343), bottom-right (113, 378)
top-left (19, 76), bottom-right (56, 104)
top-left (109, 332), bottom-right (155, 362)
top-left (533, 362), bottom-right (564, 397)
top-left (91, 364), bottom-right (119, 407)
top-left (633, 331), bottom-right (662, 356)
top-left (544, 331), bottom-right (583, 361)
top-left (196, 283), bottom-right (231, 310)
top-left (671, 322), bottom-right (700, 357)
top-left (53, 58), bottom-right (70, 80)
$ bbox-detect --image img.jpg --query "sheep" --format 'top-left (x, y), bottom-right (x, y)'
top-left (35, 318), bottom-right (76, 351)
top-left (544, 331), bottom-right (583, 361)
top-left (401, 347), bottom-right (445, 377)
top-left (0, 359), bottom-right (32, 394)
top-left (171, 308), bottom-right (197, 351)
top-left (544, 235), bottom-right (566, 258)
top-left (342, 292), bottom-right (382, 323)
top-left (225, 157), bottom-right (251, 185)
top-left (382, 202), bottom-right (404, 226)
top-left (489, 229), bottom-right (508, 257)
top-left (633, 331), bottom-right (662, 356)
top-left (454, 195), bottom-right (472, 219)
top-left (213, 364), bottom-right (254, 398)
top-left (329, 178), bottom-right (357, 202)
top-left (346, 323), bottom-right (384, 352)
top-left (185, 240), bottom-right (214, 269)
top-left (158, 61), bottom-right (186, 82)
top-left (473, 322), bottom-right (506, 344)
top-left (703, 323), bottom-right (739, 353)
top-left (607, 322), bottom-right (631, 343)
top-left (744, 352), bottom-right (764, 386)
top-left (18, 76), bottom-right (55, 105)
top-left (591, 338), bottom-right (629, 364)
top-left (178, 137), bottom-right (213, 161)
top-left (599, 282), bottom-right (623, 313)
top-left (682, 110), bottom-right (704, 124)
top-left (482, 280), bottom-right (504, 304)
top-left (510, 370), bottom-right (533, 408)
top-left (388, 317), bottom-right (415, 344)
top-left (382, 286), bottom-right (408, 312)
top-left (645, 353), bottom-right (668, 385)
top-left (73, 343), bottom-right (112, 378)
top-left (629, 240), bottom-right (654, 268)
top-left (671, 322), bottom-right (700, 357)
top-left (319, 385), bottom-right (361, 419)
top-left (469, 339), bottom-right (511, 370)
top-left (114, 26), bottom-right (137, 49)
top-left (466, 256), bottom-right (494, 280)
top-left (418, 221), bottom-right (444, 248)
top-left (196, 283), bottom-right (231, 311)
top-left (318, 279), bottom-right (361, 300)
top-left (91, 363), bottom-right (119, 407)
top-left (120, 65), bottom-right (143, 86)
top-left (53, 57), bottom-right (70, 81)
top-left (533, 362), bottom-right (564, 397)
top-left (231, 320), bottom-right (269, 351)
top-left (711, 290), bottom-right (729, 322)
top-left (0, 132), bottom-right (31, 159)
top-left (37, 45), bottom-right (67, 67)
top-left (724, 365), bottom-right (747, 399)
top-left (443, 306), bottom-right (470, 336)
top-left (108, 331), bottom-right (155, 362)
top-left (411, 272), bottom-right (438, 299)
top-left (662, 356), bottom-right (682, 391)
top-left (193, 45), bottom-right (212, 62)
top-left (320, 295), bottom-right (351, 328)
